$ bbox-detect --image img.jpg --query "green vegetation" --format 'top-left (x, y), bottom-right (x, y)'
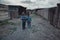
top-left (0, 19), bottom-right (16, 26)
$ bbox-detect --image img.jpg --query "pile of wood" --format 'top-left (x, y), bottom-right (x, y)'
top-left (0, 4), bottom-right (10, 21)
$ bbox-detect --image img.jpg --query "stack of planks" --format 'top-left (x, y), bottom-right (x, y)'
top-left (0, 4), bottom-right (10, 21)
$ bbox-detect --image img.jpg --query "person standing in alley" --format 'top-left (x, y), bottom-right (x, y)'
top-left (27, 12), bottom-right (32, 28)
top-left (21, 11), bottom-right (27, 30)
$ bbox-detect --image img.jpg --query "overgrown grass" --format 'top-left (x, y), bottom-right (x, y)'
top-left (0, 20), bottom-right (16, 26)
top-left (0, 20), bottom-right (17, 40)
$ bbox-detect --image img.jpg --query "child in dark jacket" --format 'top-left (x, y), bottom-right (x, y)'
top-left (21, 12), bottom-right (27, 30)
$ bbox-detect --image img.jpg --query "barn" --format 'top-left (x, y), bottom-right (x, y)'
top-left (0, 4), bottom-right (26, 20)
top-left (8, 5), bottom-right (26, 19)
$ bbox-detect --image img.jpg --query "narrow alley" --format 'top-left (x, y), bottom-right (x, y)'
top-left (2, 14), bottom-right (60, 40)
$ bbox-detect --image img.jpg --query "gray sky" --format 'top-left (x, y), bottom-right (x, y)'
top-left (0, 0), bottom-right (60, 9)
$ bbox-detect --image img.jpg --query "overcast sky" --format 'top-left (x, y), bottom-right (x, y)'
top-left (0, 0), bottom-right (60, 9)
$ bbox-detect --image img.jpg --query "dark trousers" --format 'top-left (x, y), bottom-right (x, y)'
top-left (27, 21), bottom-right (31, 28)
top-left (22, 20), bottom-right (26, 30)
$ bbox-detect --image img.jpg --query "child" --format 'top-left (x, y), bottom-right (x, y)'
top-left (21, 12), bottom-right (27, 30)
top-left (27, 13), bottom-right (32, 28)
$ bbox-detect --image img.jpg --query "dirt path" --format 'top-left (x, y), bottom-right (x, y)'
top-left (2, 14), bottom-right (60, 40)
